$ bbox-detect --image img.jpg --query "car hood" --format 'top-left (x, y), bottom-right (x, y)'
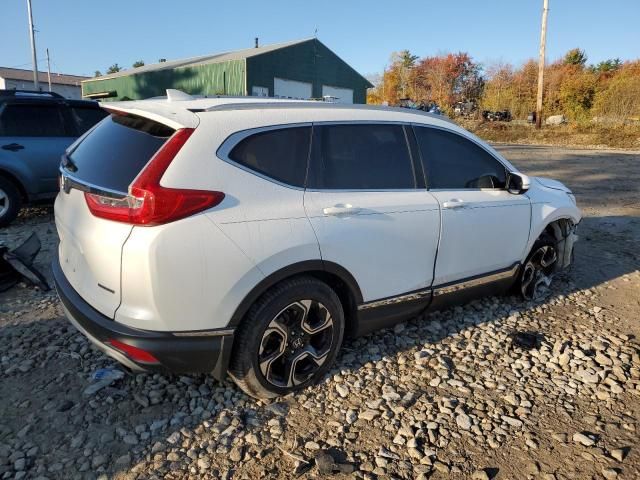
top-left (533, 176), bottom-right (572, 193)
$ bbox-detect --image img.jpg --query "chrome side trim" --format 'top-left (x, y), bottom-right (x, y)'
top-left (172, 328), bottom-right (235, 338)
top-left (357, 263), bottom-right (521, 311)
top-left (358, 289), bottom-right (431, 311)
top-left (432, 263), bottom-right (520, 297)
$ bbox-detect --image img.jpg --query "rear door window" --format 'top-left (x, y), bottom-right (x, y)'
top-left (308, 124), bottom-right (415, 190)
top-left (64, 113), bottom-right (174, 193)
top-left (414, 126), bottom-right (507, 189)
top-left (228, 127), bottom-right (311, 187)
top-left (0, 103), bottom-right (68, 137)
top-left (70, 106), bottom-right (108, 135)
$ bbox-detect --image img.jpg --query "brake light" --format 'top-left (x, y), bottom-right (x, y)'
top-left (107, 339), bottom-right (160, 364)
top-left (84, 128), bottom-right (224, 226)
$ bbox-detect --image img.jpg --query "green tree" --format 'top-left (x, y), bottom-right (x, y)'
top-left (106, 63), bottom-right (121, 74)
top-left (592, 58), bottom-right (622, 73)
top-left (132, 60), bottom-right (145, 68)
top-left (93, 70), bottom-right (102, 77)
top-left (563, 48), bottom-right (587, 66)
top-left (158, 58), bottom-right (167, 63)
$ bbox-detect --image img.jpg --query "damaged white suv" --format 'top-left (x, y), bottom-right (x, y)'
top-left (53, 91), bottom-right (581, 398)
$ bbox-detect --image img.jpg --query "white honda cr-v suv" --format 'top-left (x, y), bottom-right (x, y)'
top-left (53, 90), bottom-right (581, 399)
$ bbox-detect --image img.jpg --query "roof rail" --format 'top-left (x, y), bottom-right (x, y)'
top-left (203, 101), bottom-right (455, 123)
top-left (0, 89), bottom-right (65, 99)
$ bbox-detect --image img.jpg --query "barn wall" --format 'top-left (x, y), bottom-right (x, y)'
top-left (82, 60), bottom-right (246, 101)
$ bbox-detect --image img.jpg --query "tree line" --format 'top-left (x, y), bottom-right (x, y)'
top-left (367, 49), bottom-right (640, 123)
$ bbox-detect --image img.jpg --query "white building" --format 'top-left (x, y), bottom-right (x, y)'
top-left (0, 67), bottom-right (88, 99)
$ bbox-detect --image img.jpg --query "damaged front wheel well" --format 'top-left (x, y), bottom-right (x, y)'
top-left (543, 218), bottom-right (578, 271)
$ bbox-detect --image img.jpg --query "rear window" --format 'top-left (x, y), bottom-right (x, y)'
top-left (71, 106), bottom-right (108, 135)
top-left (64, 113), bottom-right (174, 193)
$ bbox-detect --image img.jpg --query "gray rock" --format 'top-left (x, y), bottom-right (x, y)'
top-left (456, 413), bottom-right (472, 430)
top-left (545, 114), bottom-right (566, 126)
top-left (573, 432), bottom-right (596, 447)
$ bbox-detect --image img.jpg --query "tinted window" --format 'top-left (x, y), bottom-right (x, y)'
top-left (228, 127), bottom-right (311, 187)
top-left (415, 127), bottom-right (506, 189)
top-left (310, 124), bottom-right (415, 189)
top-left (0, 104), bottom-right (67, 137)
top-left (64, 114), bottom-right (174, 192)
top-left (71, 107), bottom-right (108, 135)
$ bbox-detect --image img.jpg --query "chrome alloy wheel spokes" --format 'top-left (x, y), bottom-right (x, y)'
top-left (258, 300), bottom-right (334, 388)
top-left (521, 245), bottom-right (558, 300)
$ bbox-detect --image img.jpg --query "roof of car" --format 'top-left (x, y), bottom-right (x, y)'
top-left (0, 90), bottom-right (102, 107)
top-left (101, 93), bottom-right (455, 128)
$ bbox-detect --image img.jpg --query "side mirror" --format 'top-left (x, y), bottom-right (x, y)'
top-left (507, 172), bottom-right (530, 194)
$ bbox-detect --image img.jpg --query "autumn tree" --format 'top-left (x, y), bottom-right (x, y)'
top-left (412, 52), bottom-right (483, 113)
top-left (593, 61), bottom-right (640, 121)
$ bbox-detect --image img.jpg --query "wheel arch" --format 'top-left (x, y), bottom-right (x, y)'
top-left (228, 260), bottom-right (363, 337)
top-left (526, 215), bottom-right (579, 270)
top-left (0, 168), bottom-right (29, 202)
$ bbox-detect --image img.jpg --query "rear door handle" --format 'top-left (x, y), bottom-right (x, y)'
top-left (442, 198), bottom-right (465, 209)
top-left (323, 204), bottom-right (362, 217)
top-left (1, 143), bottom-right (24, 152)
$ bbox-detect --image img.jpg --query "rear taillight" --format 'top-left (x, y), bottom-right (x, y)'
top-left (84, 128), bottom-right (224, 226)
top-left (106, 339), bottom-right (160, 364)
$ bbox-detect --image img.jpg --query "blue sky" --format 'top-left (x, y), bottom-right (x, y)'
top-left (1, 0), bottom-right (639, 79)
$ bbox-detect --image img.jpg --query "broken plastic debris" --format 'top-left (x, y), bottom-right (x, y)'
top-left (84, 368), bottom-right (125, 395)
top-left (0, 233), bottom-right (49, 292)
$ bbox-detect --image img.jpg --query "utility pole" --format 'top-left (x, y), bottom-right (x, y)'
top-left (46, 48), bottom-right (52, 92)
top-left (535, 0), bottom-right (549, 129)
top-left (26, 0), bottom-right (40, 91)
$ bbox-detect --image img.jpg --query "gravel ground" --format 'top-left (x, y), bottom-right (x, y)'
top-left (1, 145), bottom-right (639, 480)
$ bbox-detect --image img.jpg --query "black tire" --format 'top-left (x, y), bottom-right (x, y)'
top-left (518, 233), bottom-right (558, 300)
top-left (0, 177), bottom-right (22, 228)
top-left (229, 276), bottom-right (345, 399)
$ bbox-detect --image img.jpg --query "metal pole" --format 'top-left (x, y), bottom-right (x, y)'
top-left (46, 48), bottom-right (52, 92)
top-left (26, 0), bottom-right (40, 90)
top-left (535, 0), bottom-right (549, 129)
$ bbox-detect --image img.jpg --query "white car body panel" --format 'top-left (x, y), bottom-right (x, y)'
top-left (116, 214), bottom-right (263, 331)
top-left (429, 189), bottom-right (531, 285)
top-left (305, 189), bottom-right (440, 301)
top-left (54, 189), bottom-right (133, 317)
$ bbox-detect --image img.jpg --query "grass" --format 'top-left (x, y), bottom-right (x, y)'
top-left (458, 120), bottom-right (640, 150)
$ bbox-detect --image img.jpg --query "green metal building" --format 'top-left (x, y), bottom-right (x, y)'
top-left (82, 38), bottom-right (373, 104)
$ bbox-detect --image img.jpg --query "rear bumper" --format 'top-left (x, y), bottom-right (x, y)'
top-left (52, 252), bottom-right (234, 380)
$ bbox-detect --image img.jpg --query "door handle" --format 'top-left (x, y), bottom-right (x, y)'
top-left (323, 204), bottom-right (362, 217)
top-left (442, 198), bottom-right (465, 209)
top-left (1, 143), bottom-right (24, 152)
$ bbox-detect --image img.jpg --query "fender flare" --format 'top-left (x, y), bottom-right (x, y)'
top-left (227, 259), bottom-right (363, 327)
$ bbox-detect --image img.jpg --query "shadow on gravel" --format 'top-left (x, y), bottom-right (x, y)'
top-left (0, 211), bottom-right (638, 478)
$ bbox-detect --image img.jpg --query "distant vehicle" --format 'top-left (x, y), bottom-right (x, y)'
top-left (399, 98), bottom-right (443, 115)
top-left (453, 101), bottom-right (476, 118)
top-left (0, 90), bottom-right (107, 226)
top-left (54, 91), bottom-right (580, 399)
top-left (482, 109), bottom-right (512, 122)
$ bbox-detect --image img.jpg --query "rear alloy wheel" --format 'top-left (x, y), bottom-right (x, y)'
top-left (0, 177), bottom-right (21, 228)
top-left (520, 238), bottom-right (558, 300)
top-left (230, 277), bottom-right (344, 399)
